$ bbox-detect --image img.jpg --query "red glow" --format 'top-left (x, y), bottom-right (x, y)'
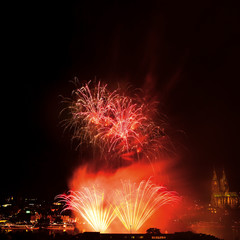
top-left (65, 160), bottom-right (182, 233)
top-left (58, 81), bottom-right (183, 233)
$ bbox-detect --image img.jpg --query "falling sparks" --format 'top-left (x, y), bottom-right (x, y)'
top-left (57, 180), bottom-right (179, 233)
top-left (63, 80), bottom-right (169, 161)
top-left (57, 80), bottom-right (180, 233)
top-left (113, 179), bottom-right (180, 232)
top-left (57, 187), bottom-right (116, 233)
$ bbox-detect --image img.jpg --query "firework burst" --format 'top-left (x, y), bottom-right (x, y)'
top-left (113, 179), bottom-right (180, 232)
top-left (57, 187), bottom-right (116, 233)
top-left (57, 79), bottom-right (181, 234)
top-left (63, 80), bottom-right (169, 161)
top-left (63, 81), bottom-right (119, 147)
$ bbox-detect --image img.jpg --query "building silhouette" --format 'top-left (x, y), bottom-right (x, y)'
top-left (211, 169), bottom-right (239, 208)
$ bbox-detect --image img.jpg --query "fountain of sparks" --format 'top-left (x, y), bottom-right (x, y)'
top-left (113, 179), bottom-right (180, 232)
top-left (57, 187), bottom-right (116, 233)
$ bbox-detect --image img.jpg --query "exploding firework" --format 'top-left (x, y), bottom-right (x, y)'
top-left (113, 179), bottom-right (179, 232)
top-left (58, 79), bottom-right (181, 233)
top-left (63, 80), bottom-right (169, 161)
top-left (102, 96), bottom-right (147, 153)
top-left (57, 187), bottom-right (116, 233)
top-left (63, 81), bottom-right (119, 147)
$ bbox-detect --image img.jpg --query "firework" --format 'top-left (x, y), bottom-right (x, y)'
top-left (113, 179), bottom-right (179, 232)
top-left (63, 80), bottom-right (169, 160)
top-left (102, 96), bottom-right (147, 153)
top-left (58, 80), bottom-right (180, 233)
top-left (63, 81), bottom-right (119, 148)
top-left (57, 187), bottom-right (116, 233)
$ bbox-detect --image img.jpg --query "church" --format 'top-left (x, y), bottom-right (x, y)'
top-left (211, 169), bottom-right (239, 208)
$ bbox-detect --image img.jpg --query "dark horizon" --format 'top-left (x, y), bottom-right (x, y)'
top-left (2, 1), bottom-right (240, 201)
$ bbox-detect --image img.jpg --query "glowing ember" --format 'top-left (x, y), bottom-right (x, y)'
top-left (57, 187), bottom-right (116, 233)
top-left (114, 179), bottom-right (179, 232)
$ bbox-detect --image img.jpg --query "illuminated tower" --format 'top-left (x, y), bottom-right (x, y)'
top-left (220, 169), bottom-right (229, 193)
top-left (211, 169), bottom-right (219, 207)
top-left (210, 168), bottom-right (239, 208)
top-left (211, 169), bottom-right (219, 193)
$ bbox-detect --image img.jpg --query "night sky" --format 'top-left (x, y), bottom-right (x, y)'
top-left (3, 1), bottom-right (240, 201)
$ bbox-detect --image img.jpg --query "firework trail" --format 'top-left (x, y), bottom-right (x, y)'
top-left (113, 179), bottom-right (179, 232)
top-left (57, 187), bottom-right (116, 233)
top-left (63, 80), bottom-right (169, 161)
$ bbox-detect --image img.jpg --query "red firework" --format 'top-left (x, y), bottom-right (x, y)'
top-left (63, 80), bottom-right (169, 160)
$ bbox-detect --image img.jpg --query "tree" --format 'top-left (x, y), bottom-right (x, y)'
top-left (146, 228), bottom-right (161, 235)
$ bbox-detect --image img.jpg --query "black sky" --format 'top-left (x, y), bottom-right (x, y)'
top-left (3, 1), bottom-right (240, 201)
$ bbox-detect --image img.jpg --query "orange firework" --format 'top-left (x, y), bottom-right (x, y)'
top-left (56, 179), bottom-right (180, 233)
top-left (57, 187), bottom-right (116, 233)
top-left (113, 179), bottom-right (180, 232)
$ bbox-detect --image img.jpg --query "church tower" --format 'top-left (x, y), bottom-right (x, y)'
top-left (211, 169), bottom-right (219, 207)
top-left (211, 169), bottom-right (219, 193)
top-left (220, 169), bottom-right (229, 193)
top-left (210, 168), bottom-right (239, 209)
